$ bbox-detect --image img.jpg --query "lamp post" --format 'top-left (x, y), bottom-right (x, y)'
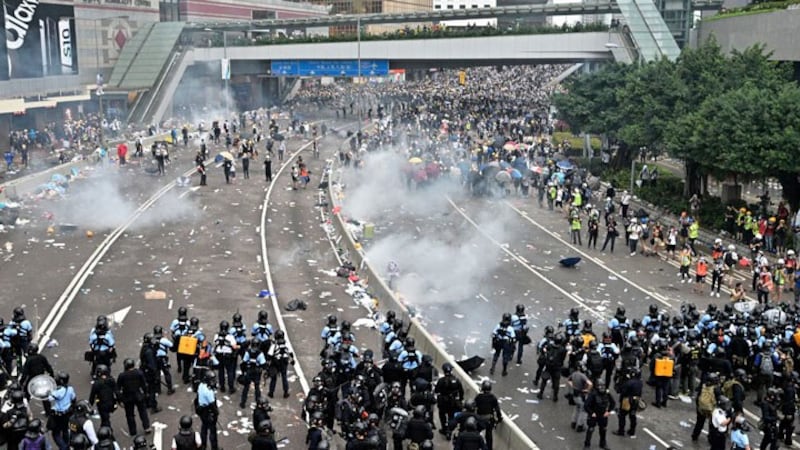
top-left (205, 28), bottom-right (229, 118)
top-left (356, 16), bottom-right (362, 134)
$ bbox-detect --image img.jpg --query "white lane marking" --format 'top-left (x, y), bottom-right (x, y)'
top-left (505, 201), bottom-right (674, 308)
top-left (643, 427), bottom-right (672, 448)
top-left (446, 197), bottom-right (605, 321)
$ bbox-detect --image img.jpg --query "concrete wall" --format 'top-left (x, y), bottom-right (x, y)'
top-left (697, 9), bottom-right (800, 61)
top-left (192, 31), bottom-right (617, 65)
top-left (326, 132), bottom-right (539, 450)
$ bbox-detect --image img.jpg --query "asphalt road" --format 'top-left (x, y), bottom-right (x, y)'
top-left (6, 118), bottom-right (776, 450)
top-left (340, 167), bottom-right (776, 449)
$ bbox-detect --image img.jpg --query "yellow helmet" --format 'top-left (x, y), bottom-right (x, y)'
top-left (739, 207), bottom-right (746, 213)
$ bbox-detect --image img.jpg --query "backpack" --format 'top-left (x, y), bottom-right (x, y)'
top-left (698, 384), bottom-right (716, 417)
top-left (588, 352), bottom-right (604, 374)
top-left (760, 353), bottom-right (774, 376)
top-left (641, 227), bottom-right (650, 239)
top-left (722, 379), bottom-right (741, 399)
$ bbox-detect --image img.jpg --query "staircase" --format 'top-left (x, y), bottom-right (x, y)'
top-left (615, 0), bottom-right (681, 61)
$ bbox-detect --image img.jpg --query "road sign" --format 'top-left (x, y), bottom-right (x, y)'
top-left (270, 60), bottom-right (389, 77)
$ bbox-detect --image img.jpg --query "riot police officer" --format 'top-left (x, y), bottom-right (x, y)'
top-left (212, 320), bottom-right (238, 394)
top-left (510, 304), bottom-right (529, 365)
top-left (171, 415), bottom-right (201, 450)
top-left (185, 318), bottom-right (206, 385)
top-left (89, 365), bottom-right (117, 428)
top-left (475, 380), bottom-right (502, 450)
top-left (229, 313), bottom-right (249, 357)
top-left (153, 326), bottom-right (176, 395)
top-left (116, 358), bottom-right (151, 436)
top-left (434, 362), bottom-right (463, 439)
top-left (139, 333), bottom-right (161, 413)
top-left (252, 310), bottom-right (274, 354)
top-left (170, 307), bottom-right (190, 376)
top-left (196, 371), bottom-right (221, 450)
top-left (48, 371), bottom-right (76, 450)
top-left (240, 338), bottom-right (267, 409)
top-left (94, 426), bottom-right (119, 450)
top-left (89, 316), bottom-right (116, 375)
top-left (10, 307), bottom-right (33, 355)
top-left (267, 330), bottom-right (294, 399)
top-left (397, 338), bottom-right (422, 392)
top-left (19, 342), bottom-right (53, 395)
top-left (67, 400), bottom-right (98, 447)
top-left (489, 314), bottom-right (515, 376)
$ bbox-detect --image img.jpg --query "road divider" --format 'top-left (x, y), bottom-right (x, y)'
top-left (326, 148), bottom-right (540, 450)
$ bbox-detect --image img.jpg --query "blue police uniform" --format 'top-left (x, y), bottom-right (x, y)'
top-left (511, 313), bottom-right (529, 364)
top-left (49, 384), bottom-right (76, 450)
top-left (88, 328), bottom-right (116, 373)
top-left (196, 382), bottom-right (219, 450)
top-left (240, 349), bottom-right (267, 407)
top-left (490, 324), bottom-right (516, 375)
top-left (251, 322), bottom-right (274, 351)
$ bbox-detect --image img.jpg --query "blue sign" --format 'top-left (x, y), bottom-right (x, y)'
top-left (270, 60), bottom-right (389, 77)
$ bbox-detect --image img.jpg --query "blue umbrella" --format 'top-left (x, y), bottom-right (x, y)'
top-left (512, 158), bottom-right (527, 171)
top-left (557, 160), bottom-right (575, 171)
top-left (510, 169), bottom-right (522, 180)
top-left (499, 161), bottom-right (510, 169)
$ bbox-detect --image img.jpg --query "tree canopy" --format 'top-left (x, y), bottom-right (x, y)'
top-left (551, 38), bottom-right (800, 209)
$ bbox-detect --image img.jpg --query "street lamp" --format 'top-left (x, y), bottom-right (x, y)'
top-left (204, 27), bottom-right (229, 118)
top-left (356, 16), bottom-right (362, 134)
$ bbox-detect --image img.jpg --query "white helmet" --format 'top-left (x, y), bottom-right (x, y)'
top-left (728, 244), bottom-right (736, 251)
top-left (778, 258), bottom-right (785, 265)
top-left (788, 250), bottom-right (796, 256)
top-left (715, 238), bottom-right (722, 245)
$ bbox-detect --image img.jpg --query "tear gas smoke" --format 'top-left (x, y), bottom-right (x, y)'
top-left (52, 173), bottom-right (199, 231)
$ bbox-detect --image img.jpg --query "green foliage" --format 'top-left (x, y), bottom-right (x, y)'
top-left (553, 39), bottom-right (800, 202)
top-left (705, 0), bottom-right (800, 21)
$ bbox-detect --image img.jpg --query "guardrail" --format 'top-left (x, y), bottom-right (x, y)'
top-left (326, 128), bottom-right (539, 449)
top-left (0, 132), bottom-right (169, 203)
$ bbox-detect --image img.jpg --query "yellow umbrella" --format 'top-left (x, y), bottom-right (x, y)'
top-left (408, 157), bottom-right (423, 164)
top-left (219, 151), bottom-right (234, 161)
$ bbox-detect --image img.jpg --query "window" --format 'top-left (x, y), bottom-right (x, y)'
top-left (471, 4), bottom-right (478, 7)
top-left (459, 4), bottom-right (466, 8)
top-left (434, 4), bottom-right (441, 8)
top-left (446, 5), bottom-right (453, 8)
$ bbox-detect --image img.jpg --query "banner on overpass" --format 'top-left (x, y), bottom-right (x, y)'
top-left (271, 60), bottom-right (389, 77)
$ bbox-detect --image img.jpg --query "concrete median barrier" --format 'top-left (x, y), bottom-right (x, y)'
top-left (326, 137), bottom-right (539, 449)
top-left (0, 134), bottom-right (169, 202)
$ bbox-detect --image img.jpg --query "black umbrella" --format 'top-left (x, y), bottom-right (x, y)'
top-left (456, 355), bottom-right (485, 373)
top-left (559, 257), bottom-right (581, 268)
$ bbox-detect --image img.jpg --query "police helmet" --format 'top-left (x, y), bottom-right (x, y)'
top-left (10, 390), bottom-right (24, 405)
top-left (132, 435), bottom-right (148, 450)
top-left (258, 310), bottom-right (269, 324)
top-left (179, 415), bottom-right (192, 429)
top-left (481, 380), bottom-right (492, 392)
top-left (13, 307), bottom-right (24, 320)
top-left (27, 342), bottom-right (39, 356)
top-left (189, 317), bottom-right (199, 328)
top-left (96, 426), bottom-right (113, 441)
top-left (341, 320), bottom-right (351, 332)
top-left (55, 371), bottom-right (70, 386)
top-left (70, 434), bottom-right (90, 450)
top-left (96, 363), bottom-right (111, 378)
top-left (177, 306), bottom-right (188, 319)
top-left (464, 416), bottom-right (478, 431)
top-left (569, 308), bottom-right (579, 319)
top-left (413, 405), bottom-right (426, 419)
top-left (443, 362), bottom-right (454, 375)
top-left (326, 314), bottom-right (337, 326)
top-left (152, 325), bottom-right (163, 337)
top-left (219, 320), bottom-right (230, 332)
top-left (516, 304), bottom-right (525, 314)
top-left (386, 310), bottom-right (396, 321)
top-left (232, 313), bottom-right (243, 324)
top-left (464, 400), bottom-right (476, 412)
top-left (501, 313), bottom-right (512, 324)
top-left (275, 330), bottom-right (285, 342)
top-left (257, 420), bottom-right (273, 434)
